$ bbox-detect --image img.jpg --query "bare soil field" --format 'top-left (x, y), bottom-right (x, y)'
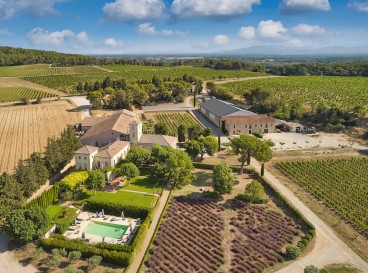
top-left (0, 101), bottom-right (82, 174)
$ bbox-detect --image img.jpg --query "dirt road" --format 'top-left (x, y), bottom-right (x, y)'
top-left (126, 187), bottom-right (171, 273)
top-left (249, 160), bottom-right (368, 272)
top-left (0, 234), bottom-right (37, 273)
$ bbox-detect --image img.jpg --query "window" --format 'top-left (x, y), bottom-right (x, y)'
top-left (260, 124), bottom-right (263, 127)
top-left (255, 124), bottom-right (257, 128)
top-left (266, 124), bottom-right (268, 128)
top-left (271, 124), bottom-right (273, 127)
top-left (233, 125), bottom-right (236, 129)
top-left (84, 157), bottom-right (86, 160)
top-left (237, 130), bottom-right (241, 133)
top-left (245, 125), bottom-right (247, 128)
top-left (233, 131), bottom-right (235, 134)
top-left (249, 125), bottom-right (252, 129)
top-left (78, 156), bottom-right (81, 159)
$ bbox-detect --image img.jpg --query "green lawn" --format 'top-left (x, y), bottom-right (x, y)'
top-left (122, 176), bottom-right (162, 194)
top-left (322, 264), bottom-right (361, 273)
top-left (74, 190), bottom-right (156, 208)
top-left (46, 205), bottom-right (78, 226)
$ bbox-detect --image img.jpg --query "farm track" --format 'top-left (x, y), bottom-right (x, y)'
top-left (0, 101), bottom-right (81, 174)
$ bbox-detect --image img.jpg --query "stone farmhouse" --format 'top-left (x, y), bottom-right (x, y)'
top-left (75, 110), bottom-right (177, 171)
top-left (200, 98), bottom-right (277, 135)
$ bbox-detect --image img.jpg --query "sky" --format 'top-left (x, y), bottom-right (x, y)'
top-left (0, 0), bottom-right (368, 54)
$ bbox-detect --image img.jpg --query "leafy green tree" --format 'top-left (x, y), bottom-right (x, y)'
top-left (244, 180), bottom-right (265, 202)
top-left (212, 164), bottom-right (234, 195)
top-left (68, 251), bottom-right (82, 263)
top-left (125, 147), bottom-right (151, 167)
top-left (103, 268), bottom-right (116, 273)
top-left (14, 159), bottom-right (38, 197)
top-left (154, 122), bottom-right (169, 135)
top-left (254, 141), bottom-right (273, 176)
top-left (87, 91), bottom-right (103, 109)
top-left (304, 265), bottom-right (319, 273)
top-left (187, 124), bottom-right (203, 140)
top-left (177, 124), bottom-right (187, 142)
top-left (87, 255), bottom-right (103, 271)
top-left (230, 135), bottom-right (262, 174)
top-left (198, 136), bottom-right (218, 160)
top-left (203, 128), bottom-right (212, 137)
top-left (64, 265), bottom-right (84, 273)
top-left (184, 140), bottom-right (202, 160)
top-left (218, 135), bottom-right (221, 152)
top-left (45, 252), bottom-right (62, 269)
top-left (0, 173), bottom-right (24, 219)
top-left (4, 207), bottom-right (50, 243)
top-left (151, 146), bottom-right (194, 188)
top-left (118, 163), bottom-right (140, 186)
top-left (85, 170), bottom-right (106, 195)
top-left (285, 245), bottom-right (300, 260)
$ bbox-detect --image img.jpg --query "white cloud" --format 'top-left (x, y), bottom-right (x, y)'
top-left (214, 35), bottom-right (230, 46)
top-left (171, 0), bottom-right (260, 19)
top-left (27, 28), bottom-right (74, 47)
top-left (292, 23), bottom-right (326, 36)
top-left (103, 0), bottom-right (165, 22)
top-left (238, 26), bottom-right (255, 40)
top-left (0, 0), bottom-right (67, 20)
top-left (75, 32), bottom-right (90, 44)
top-left (347, 1), bottom-right (368, 12)
top-left (104, 37), bottom-right (124, 48)
top-left (137, 23), bottom-right (188, 37)
top-left (279, 0), bottom-right (330, 14)
top-left (257, 20), bottom-right (288, 40)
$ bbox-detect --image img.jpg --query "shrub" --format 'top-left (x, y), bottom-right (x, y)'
top-left (285, 245), bottom-right (300, 260)
top-left (52, 248), bottom-right (68, 257)
top-left (304, 265), bottom-right (319, 273)
top-left (87, 255), bottom-right (103, 271)
top-left (44, 253), bottom-right (62, 269)
top-left (103, 268), bottom-right (116, 273)
top-left (59, 190), bottom-right (73, 201)
top-left (60, 171), bottom-right (88, 192)
top-left (64, 265), bottom-right (84, 273)
top-left (31, 247), bottom-right (44, 260)
top-left (68, 251), bottom-right (82, 263)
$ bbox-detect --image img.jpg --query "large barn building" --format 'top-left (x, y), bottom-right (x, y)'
top-left (200, 98), bottom-right (277, 135)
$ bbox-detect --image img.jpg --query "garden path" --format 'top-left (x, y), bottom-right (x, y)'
top-left (249, 159), bottom-right (368, 273)
top-left (126, 185), bottom-right (171, 273)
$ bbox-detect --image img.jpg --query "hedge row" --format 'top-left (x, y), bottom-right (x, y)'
top-left (27, 182), bottom-right (61, 209)
top-left (51, 234), bottom-right (133, 253)
top-left (236, 194), bottom-right (268, 204)
top-left (84, 200), bottom-right (150, 219)
top-left (192, 162), bottom-right (251, 174)
top-left (40, 237), bottom-right (131, 266)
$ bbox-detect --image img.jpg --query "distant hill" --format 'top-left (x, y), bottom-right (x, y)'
top-left (0, 46), bottom-right (98, 67)
top-left (224, 45), bottom-right (368, 56)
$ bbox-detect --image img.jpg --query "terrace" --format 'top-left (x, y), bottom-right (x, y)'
top-left (63, 211), bottom-right (140, 245)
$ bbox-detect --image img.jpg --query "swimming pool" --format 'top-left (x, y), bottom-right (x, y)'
top-left (84, 221), bottom-right (128, 239)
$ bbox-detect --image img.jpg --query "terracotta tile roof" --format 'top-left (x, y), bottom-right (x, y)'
top-left (139, 134), bottom-right (177, 147)
top-left (96, 141), bottom-right (130, 158)
top-left (75, 145), bottom-right (99, 155)
top-left (81, 117), bottom-right (108, 127)
top-left (222, 114), bottom-right (276, 124)
top-left (81, 113), bottom-right (135, 140)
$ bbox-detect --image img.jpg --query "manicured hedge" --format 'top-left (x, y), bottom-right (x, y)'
top-left (236, 194), bottom-right (268, 204)
top-left (27, 182), bottom-right (61, 209)
top-left (40, 236), bottom-right (131, 266)
top-left (60, 171), bottom-right (88, 191)
top-left (84, 200), bottom-right (150, 219)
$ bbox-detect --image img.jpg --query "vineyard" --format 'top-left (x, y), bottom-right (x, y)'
top-left (145, 197), bottom-right (225, 273)
top-left (0, 64), bottom-right (108, 77)
top-left (276, 158), bottom-right (368, 234)
top-left (22, 65), bottom-right (266, 93)
top-left (221, 76), bottom-right (368, 107)
top-left (145, 197), bottom-right (303, 273)
top-left (0, 101), bottom-right (81, 174)
top-left (142, 111), bottom-right (202, 136)
top-left (0, 87), bottom-right (55, 102)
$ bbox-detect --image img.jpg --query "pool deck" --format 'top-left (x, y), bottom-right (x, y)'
top-left (63, 212), bottom-right (140, 245)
